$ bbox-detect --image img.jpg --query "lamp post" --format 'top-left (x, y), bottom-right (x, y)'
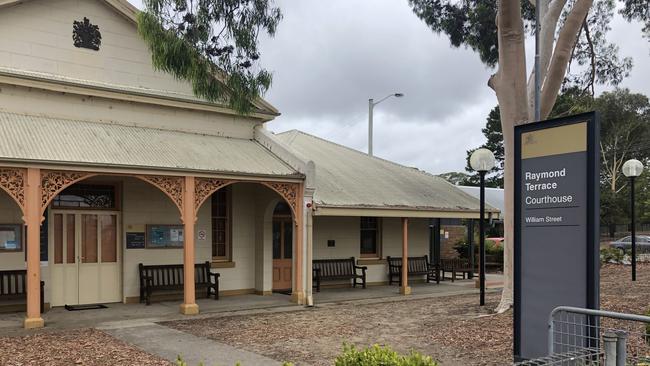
top-left (622, 159), bottom-right (644, 281)
top-left (470, 148), bottom-right (496, 306)
top-left (368, 93), bottom-right (404, 156)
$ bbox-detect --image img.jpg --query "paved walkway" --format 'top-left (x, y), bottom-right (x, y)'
top-left (100, 322), bottom-right (281, 366)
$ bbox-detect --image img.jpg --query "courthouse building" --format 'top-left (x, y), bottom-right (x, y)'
top-left (0, 0), bottom-right (497, 328)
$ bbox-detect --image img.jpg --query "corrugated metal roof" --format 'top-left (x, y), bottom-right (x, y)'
top-left (0, 111), bottom-right (298, 177)
top-left (457, 186), bottom-right (505, 219)
top-left (276, 130), bottom-right (498, 212)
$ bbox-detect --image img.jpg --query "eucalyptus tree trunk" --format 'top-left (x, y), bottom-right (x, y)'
top-left (492, 0), bottom-right (594, 312)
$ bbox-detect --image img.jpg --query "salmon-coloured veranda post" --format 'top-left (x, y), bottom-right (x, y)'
top-left (24, 167), bottom-right (44, 328)
top-left (400, 217), bottom-right (411, 295)
top-left (180, 175), bottom-right (199, 315)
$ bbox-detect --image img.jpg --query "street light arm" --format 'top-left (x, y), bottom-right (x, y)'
top-left (373, 93), bottom-right (398, 106)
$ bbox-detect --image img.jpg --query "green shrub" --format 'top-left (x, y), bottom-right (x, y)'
top-left (485, 240), bottom-right (504, 255)
top-left (600, 247), bottom-right (625, 263)
top-left (334, 344), bottom-right (437, 366)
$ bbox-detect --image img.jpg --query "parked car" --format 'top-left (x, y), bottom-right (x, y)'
top-left (610, 235), bottom-right (650, 252)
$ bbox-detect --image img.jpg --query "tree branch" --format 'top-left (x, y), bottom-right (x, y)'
top-left (526, 0), bottom-right (568, 120)
top-left (583, 20), bottom-right (596, 96)
top-left (539, 0), bottom-right (593, 118)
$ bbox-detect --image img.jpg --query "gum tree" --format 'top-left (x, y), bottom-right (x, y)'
top-left (409, 0), bottom-right (647, 311)
top-left (137, 0), bottom-right (282, 114)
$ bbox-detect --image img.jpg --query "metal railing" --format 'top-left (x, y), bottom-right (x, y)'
top-left (516, 306), bottom-right (650, 365)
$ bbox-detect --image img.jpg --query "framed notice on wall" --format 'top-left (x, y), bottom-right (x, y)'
top-left (146, 225), bottom-right (184, 248)
top-left (514, 112), bottom-right (600, 360)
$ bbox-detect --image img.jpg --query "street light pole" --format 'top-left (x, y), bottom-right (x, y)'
top-left (367, 93), bottom-right (404, 156)
top-left (622, 158), bottom-right (644, 282)
top-left (469, 148), bottom-right (496, 306)
top-left (630, 175), bottom-right (637, 281)
top-left (368, 98), bottom-right (374, 156)
top-left (478, 171), bottom-right (486, 306)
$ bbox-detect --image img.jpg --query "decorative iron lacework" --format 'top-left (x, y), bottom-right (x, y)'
top-left (52, 184), bottom-right (116, 209)
top-left (73, 17), bottom-right (101, 51)
top-left (263, 182), bottom-right (299, 216)
top-left (137, 175), bottom-right (184, 215)
top-left (41, 171), bottom-right (94, 210)
top-left (195, 178), bottom-right (232, 212)
top-left (0, 168), bottom-right (26, 211)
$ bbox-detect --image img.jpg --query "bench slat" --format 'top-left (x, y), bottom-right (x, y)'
top-left (138, 262), bottom-right (219, 305)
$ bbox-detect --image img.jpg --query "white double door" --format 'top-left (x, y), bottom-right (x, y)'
top-left (50, 211), bottom-right (122, 306)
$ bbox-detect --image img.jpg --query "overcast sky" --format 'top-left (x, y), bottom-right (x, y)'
top-left (128, 0), bottom-right (650, 176)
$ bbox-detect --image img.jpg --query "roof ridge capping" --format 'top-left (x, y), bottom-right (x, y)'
top-left (256, 127), bottom-right (315, 187)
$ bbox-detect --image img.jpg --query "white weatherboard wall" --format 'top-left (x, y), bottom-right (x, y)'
top-left (0, 0), bottom-right (261, 138)
top-left (312, 216), bottom-right (430, 284)
top-left (0, 0), bottom-right (192, 97)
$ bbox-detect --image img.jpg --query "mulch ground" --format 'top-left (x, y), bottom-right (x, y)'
top-left (164, 263), bottom-right (650, 366)
top-left (0, 328), bottom-right (172, 366)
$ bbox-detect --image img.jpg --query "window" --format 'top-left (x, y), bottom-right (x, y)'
top-left (0, 224), bottom-right (22, 252)
top-left (211, 188), bottom-right (231, 260)
top-left (52, 184), bottom-right (117, 209)
top-left (360, 217), bottom-right (381, 258)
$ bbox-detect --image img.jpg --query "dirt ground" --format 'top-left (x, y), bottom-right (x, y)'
top-left (165, 263), bottom-right (650, 366)
top-left (0, 264), bottom-right (646, 366)
top-left (0, 328), bottom-right (172, 366)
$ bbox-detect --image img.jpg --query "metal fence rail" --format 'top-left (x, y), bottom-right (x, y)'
top-left (515, 306), bottom-right (650, 365)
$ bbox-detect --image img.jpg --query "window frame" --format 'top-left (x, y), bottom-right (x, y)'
top-left (211, 187), bottom-right (232, 262)
top-left (359, 217), bottom-right (382, 259)
top-left (51, 182), bottom-right (121, 211)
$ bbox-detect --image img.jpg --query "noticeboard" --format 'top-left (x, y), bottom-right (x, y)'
top-left (146, 225), bottom-right (184, 248)
top-left (126, 232), bottom-right (146, 249)
top-left (514, 112), bottom-right (600, 360)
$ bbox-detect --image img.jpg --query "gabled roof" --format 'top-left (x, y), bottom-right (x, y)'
top-left (0, 0), bottom-right (279, 117)
top-left (0, 111), bottom-right (299, 178)
top-left (276, 130), bottom-right (499, 217)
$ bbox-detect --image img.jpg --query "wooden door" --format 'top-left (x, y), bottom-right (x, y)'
top-left (50, 213), bottom-right (79, 306)
top-left (50, 211), bottom-right (121, 306)
top-left (272, 218), bottom-right (293, 291)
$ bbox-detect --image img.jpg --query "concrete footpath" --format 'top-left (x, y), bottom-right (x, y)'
top-left (99, 322), bottom-right (281, 366)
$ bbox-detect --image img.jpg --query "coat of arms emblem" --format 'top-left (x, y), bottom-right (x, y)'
top-left (72, 17), bottom-right (101, 51)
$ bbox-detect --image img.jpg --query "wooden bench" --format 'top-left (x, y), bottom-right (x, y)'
top-left (138, 262), bottom-right (219, 305)
top-left (312, 257), bottom-right (366, 292)
top-left (386, 255), bottom-right (439, 285)
top-left (440, 258), bottom-right (473, 282)
top-left (0, 270), bottom-right (44, 313)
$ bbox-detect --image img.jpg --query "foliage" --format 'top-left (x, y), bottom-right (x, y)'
top-left (619, 0), bottom-right (650, 40)
top-left (438, 171), bottom-right (471, 185)
top-left (334, 344), bottom-right (437, 366)
top-left (464, 88), bottom-right (650, 232)
top-left (600, 246), bottom-right (625, 263)
top-left (454, 239), bottom-right (503, 258)
top-left (463, 106), bottom-right (504, 187)
top-left (408, 0), bottom-right (643, 95)
top-left (138, 0), bottom-right (282, 115)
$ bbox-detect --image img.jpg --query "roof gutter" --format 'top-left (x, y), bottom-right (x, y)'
top-left (312, 205), bottom-right (500, 219)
